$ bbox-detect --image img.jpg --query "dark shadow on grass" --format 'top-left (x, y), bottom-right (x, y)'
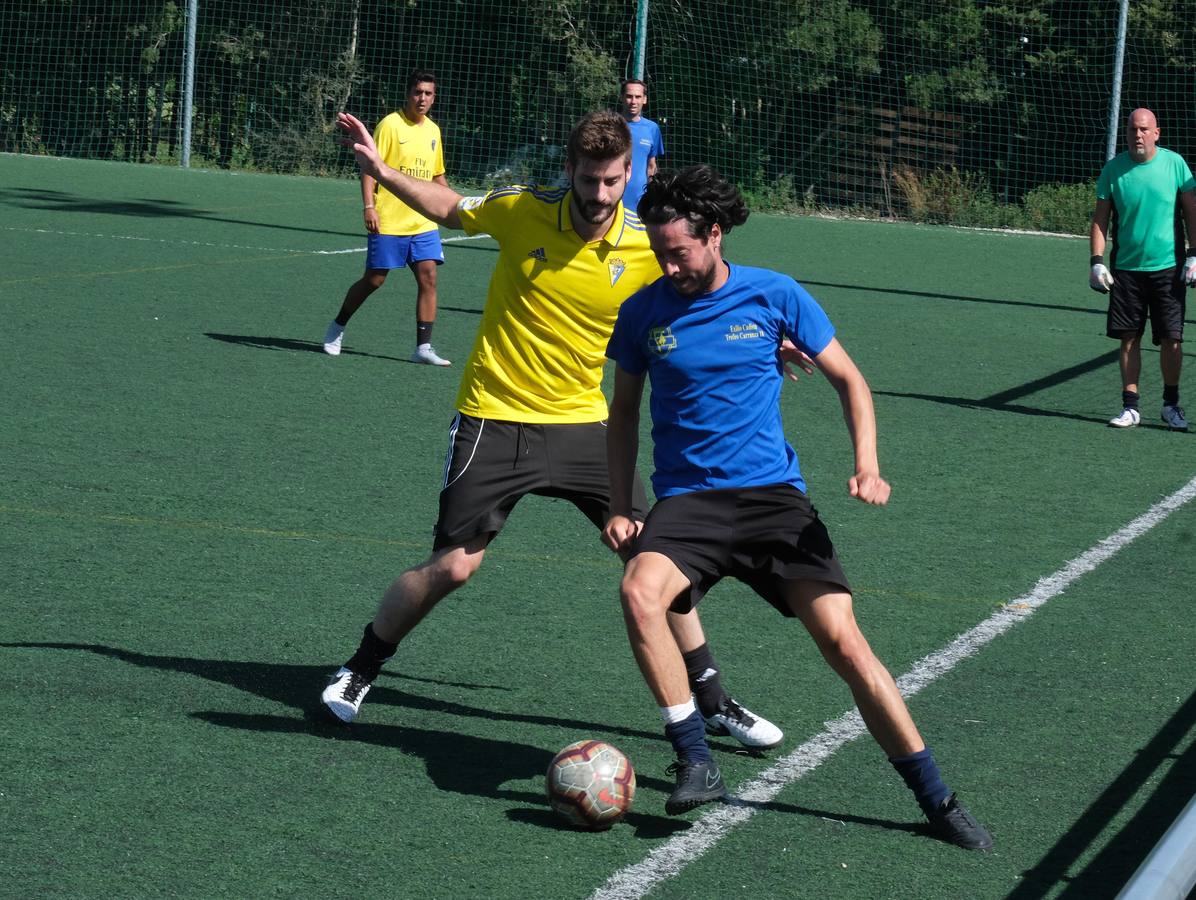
top-left (0, 189), bottom-right (200, 218)
top-left (978, 351), bottom-right (1118, 405)
top-left (1008, 687), bottom-right (1196, 899)
top-left (0, 641), bottom-right (660, 741)
top-left (203, 332), bottom-right (411, 362)
top-left (506, 805), bottom-right (690, 839)
top-left (506, 793), bottom-right (928, 842)
top-left (801, 278), bottom-right (1101, 317)
top-left (802, 278), bottom-right (1196, 328)
top-left (0, 189), bottom-right (361, 239)
top-left (201, 709), bottom-right (553, 805)
top-left (376, 669), bottom-right (513, 692)
top-left (874, 350), bottom-right (1129, 426)
top-left (0, 186), bottom-right (74, 199)
top-left (875, 390), bottom-right (1188, 430)
top-left (728, 795), bottom-right (925, 838)
top-left (203, 711), bottom-right (688, 837)
top-left (874, 390), bottom-right (1112, 426)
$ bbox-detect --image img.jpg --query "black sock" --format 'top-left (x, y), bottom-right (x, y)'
top-left (1163, 384), bottom-right (1180, 406)
top-left (417, 321), bottom-right (434, 346)
top-left (1122, 389), bottom-right (1140, 411)
top-left (681, 643), bottom-right (726, 718)
top-left (345, 622), bottom-right (397, 682)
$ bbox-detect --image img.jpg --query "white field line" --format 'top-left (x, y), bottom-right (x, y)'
top-left (3, 224), bottom-right (488, 254)
top-left (592, 474), bottom-right (1196, 900)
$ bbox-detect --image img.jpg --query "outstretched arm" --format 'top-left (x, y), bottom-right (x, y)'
top-left (603, 365), bottom-right (648, 553)
top-left (336, 112), bottom-right (463, 230)
top-left (812, 338), bottom-right (890, 505)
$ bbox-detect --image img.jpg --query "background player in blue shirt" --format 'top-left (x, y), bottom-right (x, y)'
top-left (603, 164), bottom-right (992, 850)
top-left (619, 79), bottom-right (664, 213)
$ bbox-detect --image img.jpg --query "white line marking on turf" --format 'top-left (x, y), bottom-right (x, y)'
top-left (591, 474), bottom-right (1196, 900)
top-left (2, 225), bottom-right (489, 255)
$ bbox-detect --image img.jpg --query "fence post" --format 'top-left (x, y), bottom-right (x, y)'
top-left (632, 0), bottom-right (648, 80)
top-left (1104, 0), bottom-right (1130, 161)
top-left (181, 0), bottom-right (197, 168)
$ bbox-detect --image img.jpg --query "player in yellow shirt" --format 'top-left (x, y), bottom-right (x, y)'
top-left (320, 109), bottom-right (783, 751)
top-left (323, 71), bottom-right (452, 366)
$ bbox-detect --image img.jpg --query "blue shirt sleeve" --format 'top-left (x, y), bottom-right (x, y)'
top-left (606, 298), bottom-right (649, 375)
top-left (785, 280), bottom-right (835, 356)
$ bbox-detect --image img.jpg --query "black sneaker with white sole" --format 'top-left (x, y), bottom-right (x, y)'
top-left (664, 759), bottom-right (728, 815)
top-left (927, 793), bottom-right (993, 850)
top-left (321, 666), bottom-right (373, 723)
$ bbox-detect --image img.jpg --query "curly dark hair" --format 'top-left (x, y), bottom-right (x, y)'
top-left (637, 164), bottom-right (749, 238)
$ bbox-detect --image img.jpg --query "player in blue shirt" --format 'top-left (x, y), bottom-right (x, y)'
top-left (603, 165), bottom-right (992, 850)
top-left (619, 79), bottom-right (664, 213)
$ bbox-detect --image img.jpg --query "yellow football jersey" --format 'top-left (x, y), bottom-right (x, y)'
top-left (372, 111), bottom-right (445, 236)
top-left (454, 188), bottom-right (663, 423)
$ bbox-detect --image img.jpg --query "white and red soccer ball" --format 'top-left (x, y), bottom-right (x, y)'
top-left (545, 739), bottom-right (636, 829)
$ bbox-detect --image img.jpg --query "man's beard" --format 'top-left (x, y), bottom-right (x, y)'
top-left (577, 199), bottom-right (617, 223)
top-left (671, 260), bottom-right (720, 296)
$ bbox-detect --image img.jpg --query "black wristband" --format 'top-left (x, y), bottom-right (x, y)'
top-left (1186, 248), bottom-right (1196, 259)
top-left (1090, 255), bottom-right (1104, 266)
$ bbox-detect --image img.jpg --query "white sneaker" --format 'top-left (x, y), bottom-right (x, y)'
top-left (1108, 407), bottom-right (1141, 428)
top-left (1161, 404), bottom-right (1189, 431)
top-left (704, 697), bottom-right (784, 749)
top-left (411, 344), bottom-right (451, 366)
top-left (323, 321), bottom-right (344, 356)
top-left (321, 666), bottom-right (372, 723)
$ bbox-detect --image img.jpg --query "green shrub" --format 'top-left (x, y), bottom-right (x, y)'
top-left (1022, 181), bottom-right (1095, 234)
top-left (893, 166), bottom-right (1030, 229)
top-left (741, 171), bottom-right (817, 214)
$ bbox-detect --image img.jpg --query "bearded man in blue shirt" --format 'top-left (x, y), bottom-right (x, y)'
top-left (602, 164), bottom-right (992, 851)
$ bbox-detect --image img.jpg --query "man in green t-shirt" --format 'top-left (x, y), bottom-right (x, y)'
top-left (1090, 108), bottom-right (1196, 431)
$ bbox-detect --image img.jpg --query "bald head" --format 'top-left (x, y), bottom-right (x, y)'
top-left (1126, 108), bottom-right (1160, 162)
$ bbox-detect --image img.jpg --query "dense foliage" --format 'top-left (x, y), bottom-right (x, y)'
top-left (3, 1), bottom-right (1194, 229)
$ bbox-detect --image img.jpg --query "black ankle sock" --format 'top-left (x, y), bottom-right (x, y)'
top-left (1122, 390), bottom-right (1140, 411)
top-left (417, 321), bottom-right (434, 346)
top-left (681, 643), bottom-right (725, 718)
top-left (345, 623), bottom-right (397, 681)
top-left (1163, 384), bottom-right (1180, 406)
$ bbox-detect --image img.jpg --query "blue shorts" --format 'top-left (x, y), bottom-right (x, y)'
top-left (365, 231), bottom-right (445, 271)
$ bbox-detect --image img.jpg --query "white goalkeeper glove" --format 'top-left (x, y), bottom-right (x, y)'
top-left (1089, 256), bottom-right (1113, 293)
top-left (1183, 251), bottom-right (1196, 287)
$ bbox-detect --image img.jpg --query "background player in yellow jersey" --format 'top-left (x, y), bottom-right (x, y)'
top-left (323, 71), bottom-right (452, 366)
top-left (321, 109), bottom-right (783, 751)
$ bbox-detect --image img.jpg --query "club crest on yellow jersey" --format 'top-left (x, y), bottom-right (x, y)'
top-left (608, 257), bottom-right (626, 287)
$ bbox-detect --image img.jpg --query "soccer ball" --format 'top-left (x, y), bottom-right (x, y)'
top-left (545, 739), bottom-right (636, 830)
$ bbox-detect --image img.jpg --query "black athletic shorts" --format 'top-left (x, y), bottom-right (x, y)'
top-left (1107, 267), bottom-right (1185, 344)
top-left (433, 413), bottom-right (650, 550)
top-left (632, 483), bottom-right (851, 616)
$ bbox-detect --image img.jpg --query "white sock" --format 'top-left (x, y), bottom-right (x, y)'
top-left (659, 698), bottom-right (697, 725)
